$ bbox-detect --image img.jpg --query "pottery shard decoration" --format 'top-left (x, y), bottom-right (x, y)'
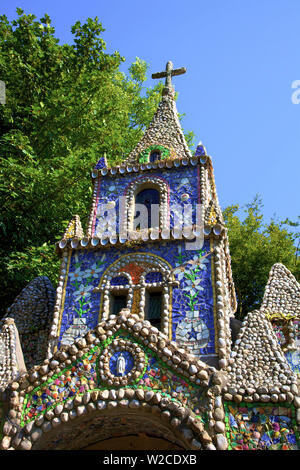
top-left (225, 402), bottom-right (299, 450)
top-left (61, 318), bottom-right (89, 346)
top-left (176, 312), bottom-right (210, 356)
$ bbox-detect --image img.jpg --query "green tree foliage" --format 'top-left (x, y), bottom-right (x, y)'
top-left (223, 196), bottom-right (300, 319)
top-left (0, 10), bottom-right (196, 316)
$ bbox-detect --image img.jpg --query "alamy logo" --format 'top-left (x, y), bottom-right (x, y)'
top-left (291, 80), bottom-right (300, 104)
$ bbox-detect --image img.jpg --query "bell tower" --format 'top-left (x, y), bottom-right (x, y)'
top-left (49, 62), bottom-right (237, 371)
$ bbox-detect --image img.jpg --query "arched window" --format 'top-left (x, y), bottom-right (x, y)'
top-left (122, 176), bottom-right (169, 236)
top-left (145, 288), bottom-right (163, 330)
top-left (149, 150), bottom-right (161, 162)
top-left (144, 271), bottom-right (164, 330)
top-left (134, 187), bottom-right (160, 230)
top-left (95, 253), bottom-right (175, 337)
top-left (109, 275), bottom-right (130, 316)
top-left (110, 292), bottom-right (128, 316)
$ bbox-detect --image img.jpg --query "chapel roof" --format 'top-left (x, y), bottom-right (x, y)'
top-left (224, 309), bottom-right (298, 401)
top-left (123, 61), bottom-right (192, 165)
top-left (1, 276), bottom-right (56, 370)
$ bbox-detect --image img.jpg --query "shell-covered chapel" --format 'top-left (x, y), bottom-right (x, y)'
top-left (0, 62), bottom-right (300, 451)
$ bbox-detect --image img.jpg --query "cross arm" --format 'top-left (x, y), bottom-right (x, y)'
top-left (151, 71), bottom-right (167, 79)
top-left (172, 67), bottom-right (187, 76)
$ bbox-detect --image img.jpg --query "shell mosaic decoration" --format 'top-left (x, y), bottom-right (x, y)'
top-left (139, 145), bottom-right (170, 164)
top-left (98, 338), bottom-right (146, 386)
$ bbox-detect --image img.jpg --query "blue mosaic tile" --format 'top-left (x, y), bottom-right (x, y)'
top-left (95, 156), bottom-right (107, 169)
top-left (195, 143), bottom-right (207, 156)
top-left (145, 272), bottom-right (163, 283)
top-left (58, 161), bottom-right (215, 358)
top-left (94, 166), bottom-right (199, 236)
top-left (58, 239), bottom-right (215, 356)
top-left (111, 276), bottom-right (128, 286)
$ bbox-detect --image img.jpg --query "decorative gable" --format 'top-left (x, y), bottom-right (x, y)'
top-left (12, 311), bottom-right (222, 450)
top-left (62, 215), bottom-right (84, 241)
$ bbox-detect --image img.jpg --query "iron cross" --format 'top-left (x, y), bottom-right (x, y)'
top-left (152, 61), bottom-right (186, 88)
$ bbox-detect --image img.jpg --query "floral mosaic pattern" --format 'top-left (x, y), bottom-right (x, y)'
top-left (63, 164), bottom-right (216, 357)
top-left (285, 350), bottom-right (300, 373)
top-left (60, 254), bottom-right (106, 346)
top-left (59, 239), bottom-right (215, 357)
top-left (172, 244), bottom-right (215, 355)
top-left (225, 402), bottom-right (299, 450)
top-left (21, 331), bottom-right (208, 426)
top-left (93, 165), bottom-right (199, 237)
top-left (136, 349), bottom-right (207, 416)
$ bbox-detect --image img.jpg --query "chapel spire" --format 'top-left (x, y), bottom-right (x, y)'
top-left (124, 60), bottom-right (191, 165)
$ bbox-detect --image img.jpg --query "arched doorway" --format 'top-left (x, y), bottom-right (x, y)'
top-left (82, 434), bottom-right (183, 450)
top-left (30, 407), bottom-right (190, 450)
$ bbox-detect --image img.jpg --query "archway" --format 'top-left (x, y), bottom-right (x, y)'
top-left (4, 311), bottom-right (217, 451)
top-left (121, 175), bottom-right (170, 236)
top-left (30, 406), bottom-right (193, 450)
top-left (82, 435), bottom-right (182, 450)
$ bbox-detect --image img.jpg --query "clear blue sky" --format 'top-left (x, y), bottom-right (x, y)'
top-left (2, 0), bottom-right (300, 226)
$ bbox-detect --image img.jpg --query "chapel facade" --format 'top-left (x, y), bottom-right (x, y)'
top-left (0, 62), bottom-right (299, 451)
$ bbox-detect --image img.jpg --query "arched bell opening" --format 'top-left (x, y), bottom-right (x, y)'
top-left (121, 176), bottom-right (169, 236)
top-left (134, 187), bottom-right (160, 231)
top-left (149, 150), bottom-right (161, 163)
